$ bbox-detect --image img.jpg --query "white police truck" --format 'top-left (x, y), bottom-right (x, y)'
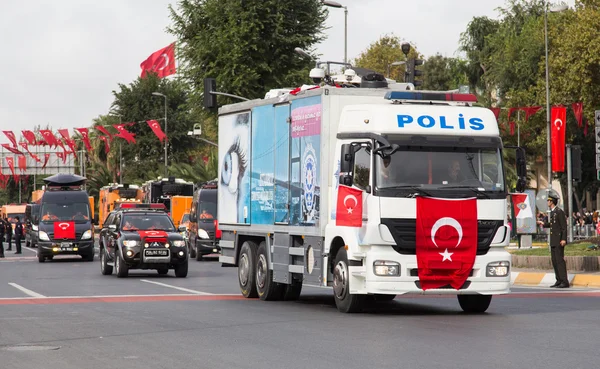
top-left (216, 77), bottom-right (526, 313)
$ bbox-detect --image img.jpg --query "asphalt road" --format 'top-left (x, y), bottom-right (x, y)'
top-left (1, 244), bottom-right (600, 369)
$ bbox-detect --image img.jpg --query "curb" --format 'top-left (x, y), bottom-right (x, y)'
top-left (511, 271), bottom-right (600, 288)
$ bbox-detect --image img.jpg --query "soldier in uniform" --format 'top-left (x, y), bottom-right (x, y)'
top-left (537, 190), bottom-right (569, 288)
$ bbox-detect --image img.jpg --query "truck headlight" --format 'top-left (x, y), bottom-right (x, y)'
top-left (172, 240), bottom-right (186, 247)
top-left (39, 231), bottom-right (50, 241)
top-left (32, 224), bottom-right (38, 231)
top-left (198, 229), bottom-right (210, 239)
top-left (373, 260), bottom-right (400, 276)
top-left (81, 230), bottom-right (93, 240)
top-left (486, 261), bottom-right (510, 277)
top-left (122, 240), bottom-right (139, 247)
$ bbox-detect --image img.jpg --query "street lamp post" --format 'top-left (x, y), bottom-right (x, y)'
top-left (322, 1), bottom-right (348, 64)
top-left (544, 1), bottom-right (568, 190)
top-left (152, 92), bottom-right (168, 178)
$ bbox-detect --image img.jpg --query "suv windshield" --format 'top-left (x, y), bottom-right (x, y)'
top-left (198, 199), bottom-right (216, 222)
top-left (121, 214), bottom-right (175, 232)
top-left (40, 203), bottom-right (90, 223)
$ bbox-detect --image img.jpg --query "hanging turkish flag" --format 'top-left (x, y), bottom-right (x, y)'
top-left (524, 106), bottom-right (542, 122)
top-left (2, 131), bottom-right (17, 147)
top-left (146, 120), bottom-right (166, 143)
top-left (571, 102), bottom-right (583, 128)
top-left (39, 130), bottom-right (60, 147)
top-left (5, 156), bottom-right (17, 182)
top-left (490, 108), bottom-right (501, 120)
top-left (58, 129), bottom-right (77, 154)
top-left (113, 124), bottom-right (136, 144)
top-left (99, 135), bottom-right (110, 154)
top-left (56, 151), bottom-right (66, 164)
top-left (95, 126), bottom-right (114, 141)
top-left (335, 185), bottom-right (363, 227)
top-left (21, 130), bottom-right (38, 145)
top-left (75, 128), bottom-right (93, 151)
top-left (140, 43), bottom-right (176, 78)
top-left (42, 153), bottom-right (51, 169)
top-left (507, 107), bottom-right (521, 121)
top-left (2, 143), bottom-right (23, 155)
top-left (551, 106), bottom-right (567, 172)
top-left (416, 197), bottom-right (478, 290)
top-left (54, 221), bottom-right (76, 240)
top-left (17, 155), bottom-right (26, 172)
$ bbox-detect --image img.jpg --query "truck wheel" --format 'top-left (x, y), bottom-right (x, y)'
top-left (256, 242), bottom-right (284, 301)
top-left (282, 281), bottom-right (302, 301)
top-left (332, 248), bottom-right (364, 313)
top-left (100, 248), bottom-right (113, 275)
top-left (371, 294), bottom-right (396, 301)
top-left (457, 295), bottom-right (492, 314)
top-left (157, 268), bottom-right (169, 275)
top-left (115, 251), bottom-right (129, 278)
top-left (238, 241), bottom-right (258, 298)
top-left (174, 262), bottom-right (188, 278)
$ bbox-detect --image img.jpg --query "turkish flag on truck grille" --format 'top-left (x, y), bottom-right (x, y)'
top-left (415, 197), bottom-right (478, 290)
top-left (54, 221), bottom-right (76, 240)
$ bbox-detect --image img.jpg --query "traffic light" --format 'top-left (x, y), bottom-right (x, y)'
top-left (571, 145), bottom-right (582, 182)
top-left (203, 78), bottom-right (217, 110)
top-left (405, 58), bottom-right (424, 87)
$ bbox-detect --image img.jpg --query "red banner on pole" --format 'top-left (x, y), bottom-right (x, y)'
top-left (2, 131), bottom-right (17, 147)
top-left (21, 130), bottom-right (38, 145)
top-left (113, 124), bottom-right (136, 144)
top-left (571, 102), bottom-right (583, 128)
top-left (2, 143), bottom-right (23, 155)
top-left (551, 106), bottom-right (567, 172)
top-left (140, 43), bottom-right (176, 79)
top-left (75, 128), bottom-right (93, 152)
top-left (17, 155), bottom-right (27, 172)
top-left (42, 153), bottom-right (51, 169)
top-left (147, 120), bottom-right (166, 143)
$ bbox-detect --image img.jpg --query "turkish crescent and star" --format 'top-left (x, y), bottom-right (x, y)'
top-left (343, 195), bottom-right (357, 214)
top-left (430, 217), bottom-right (464, 262)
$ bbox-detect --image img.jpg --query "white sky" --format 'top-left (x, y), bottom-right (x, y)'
top-left (0, 0), bottom-right (573, 144)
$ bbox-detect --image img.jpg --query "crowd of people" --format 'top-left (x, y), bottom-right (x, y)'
top-left (535, 209), bottom-right (600, 238)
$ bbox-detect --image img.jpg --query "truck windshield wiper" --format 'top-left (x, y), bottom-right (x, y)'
top-left (381, 185), bottom-right (433, 197)
top-left (442, 185), bottom-right (490, 199)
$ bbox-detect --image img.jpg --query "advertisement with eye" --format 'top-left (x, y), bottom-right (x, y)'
top-left (218, 112), bottom-right (251, 224)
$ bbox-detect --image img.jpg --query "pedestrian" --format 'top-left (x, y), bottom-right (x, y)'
top-left (13, 216), bottom-right (23, 255)
top-left (4, 217), bottom-right (12, 251)
top-left (537, 190), bottom-right (569, 288)
top-left (0, 218), bottom-right (5, 258)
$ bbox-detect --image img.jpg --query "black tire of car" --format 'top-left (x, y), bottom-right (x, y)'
top-left (115, 251), bottom-right (129, 278)
top-left (189, 242), bottom-right (197, 259)
top-left (256, 242), bottom-right (284, 301)
top-left (174, 262), bottom-right (188, 278)
top-left (457, 295), bottom-right (492, 314)
top-left (332, 248), bottom-right (364, 313)
top-left (37, 252), bottom-right (45, 263)
top-left (100, 248), bottom-right (113, 275)
top-left (157, 268), bottom-right (169, 275)
top-left (238, 241), bottom-right (258, 298)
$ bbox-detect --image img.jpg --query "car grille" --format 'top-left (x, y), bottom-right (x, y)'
top-left (49, 232), bottom-right (84, 241)
top-left (380, 219), bottom-right (504, 256)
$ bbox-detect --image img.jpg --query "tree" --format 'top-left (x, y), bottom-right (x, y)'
top-left (421, 54), bottom-right (469, 91)
top-left (168, 0), bottom-right (328, 143)
top-left (110, 74), bottom-right (197, 182)
top-left (353, 34), bottom-right (420, 82)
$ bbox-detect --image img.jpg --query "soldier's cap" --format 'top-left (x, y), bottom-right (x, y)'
top-left (547, 189), bottom-right (560, 201)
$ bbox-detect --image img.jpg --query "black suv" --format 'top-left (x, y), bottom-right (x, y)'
top-left (98, 207), bottom-right (188, 278)
top-left (188, 184), bottom-right (220, 261)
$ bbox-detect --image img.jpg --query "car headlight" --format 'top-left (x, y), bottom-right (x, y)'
top-left (81, 230), bottom-right (93, 240)
top-left (172, 240), bottom-right (186, 247)
top-left (122, 240), bottom-right (139, 247)
top-left (39, 231), bottom-right (50, 241)
top-left (198, 229), bottom-right (210, 239)
top-left (32, 224), bottom-right (38, 231)
top-left (486, 261), bottom-right (510, 277)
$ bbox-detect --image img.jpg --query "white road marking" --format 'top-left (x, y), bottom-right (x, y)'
top-left (140, 280), bottom-right (213, 295)
top-left (8, 283), bottom-right (46, 298)
top-left (0, 293), bottom-right (239, 301)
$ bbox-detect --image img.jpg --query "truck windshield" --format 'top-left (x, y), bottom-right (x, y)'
top-left (7, 214), bottom-right (25, 223)
top-left (375, 142), bottom-right (504, 197)
top-left (40, 203), bottom-right (90, 223)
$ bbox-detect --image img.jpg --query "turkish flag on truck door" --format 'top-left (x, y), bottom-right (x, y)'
top-left (335, 185), bottom-right (363, 227)
top-left (415, 197), bottom-right (478, 290)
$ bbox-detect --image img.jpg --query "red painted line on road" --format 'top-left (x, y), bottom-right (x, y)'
top-left (0, 294), bottom-right (246, 305)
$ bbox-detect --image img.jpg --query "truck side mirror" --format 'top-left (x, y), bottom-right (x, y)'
top-left (340, 144), bottom-right (354, 173)
top-left (515, 147), bottom-right (527, 193)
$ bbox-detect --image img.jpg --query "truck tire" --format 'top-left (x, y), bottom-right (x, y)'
top-left (457, 295), bottom-right (492, 314)
top-left (282, 281), bottom-right (302, 301)
top-left (238, 240), bottom-right (258, 298)
top-left (115, 251), bottom-right (129, 278)
top-left (100, 248), bottom-right (113, 275)
top-left (174, 262), bottom-right (188, 278)
top-left (370, 294), bottom-right (396, 301)
top-left (332, 248), bottom-right (364, 313)
top-left (256, 241), bottom-right (284, 301)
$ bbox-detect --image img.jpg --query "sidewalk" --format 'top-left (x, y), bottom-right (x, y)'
top-left (511, 268), bottom-right (600, 288)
